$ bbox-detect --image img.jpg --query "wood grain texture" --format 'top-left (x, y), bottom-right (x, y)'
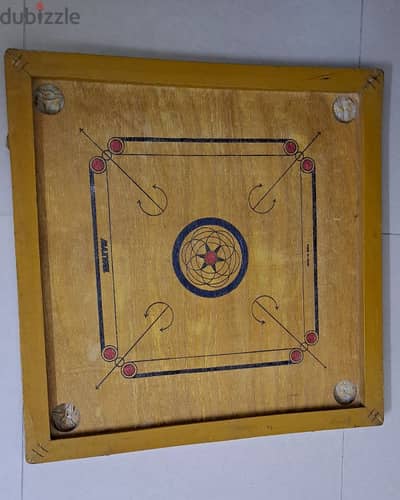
top-left (5, 50), bottom-right (383, 463)
top-left (35, 80), bottom-right (362, 434)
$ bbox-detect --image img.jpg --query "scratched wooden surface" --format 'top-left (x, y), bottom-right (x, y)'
top-left (33, 79), bottom-right (363, 436)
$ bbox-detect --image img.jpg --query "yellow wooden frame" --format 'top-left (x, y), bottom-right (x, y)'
top-left (5, 49), bottom-right (383, 463)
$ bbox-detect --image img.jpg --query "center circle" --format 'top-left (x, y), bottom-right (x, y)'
top-left (172, 217), bottom-right (248, 298)
top-left (204, 250), bottom-right (218, 266)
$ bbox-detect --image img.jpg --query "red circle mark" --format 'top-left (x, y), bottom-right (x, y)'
top-left (108, 138), bottom-right (124, 154)
top-left (204, 250), bottom-right (218, 266)
top-left (90, 156), bottom-right (106, 174)
top-left (102, 345), bottom-right (117, 362)
top-left (305, 331), bottom-right (318, 345)
top-left (290, 349), bottom-right (303, 364)
top-left (36, 1), bottom-right (44, 10)
top-left (301, 157), bottom-right (315, 173)
top-left (284, 140), bottom-right (298, 155)
top-left (122, 362), bottom-right (137, 378)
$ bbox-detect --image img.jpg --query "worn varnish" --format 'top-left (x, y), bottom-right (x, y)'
top-left (34, 80), bottom-right (363, 435)
top-left (5, 50), bottom-right (383, 462)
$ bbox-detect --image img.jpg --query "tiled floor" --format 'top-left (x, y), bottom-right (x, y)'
top-left (0, 1), bottom-right (398, 498)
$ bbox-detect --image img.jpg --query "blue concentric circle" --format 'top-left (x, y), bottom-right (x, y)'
top-left (172, 217), bottom-right (248, 298)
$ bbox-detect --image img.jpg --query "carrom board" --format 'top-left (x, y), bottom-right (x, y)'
top-left (5, 50), bottom-right (383, 463)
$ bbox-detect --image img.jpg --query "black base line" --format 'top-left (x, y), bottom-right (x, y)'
top-left (120, 153), bottom-right (287, 157)
top-left (89, 169), bottom-right (105, 351)
top-left (300, 171), bottom-right (306, 335)
top-left (134, 347), bottom-right (293, 364)
top-left (312, 170), bottom-right (319, 334)
top-left (105, 168), bottom-right (119, 350)
top-left (120, 137), bottom-right (289, 144)
top-left (135, 360), bottom-right (292, 378)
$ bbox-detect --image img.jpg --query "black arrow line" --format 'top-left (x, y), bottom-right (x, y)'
top-left (254, 300), bottom-right (327, 369)
top-left (144, 302), bottom-right (174, 332)
top-left (96, 305), bottom-right (169, 389)
top-left (251, 157), bottom-right (298, 211)
top-left (80, 128), bottom-right (165, 214)
top-left (251, 295), bottom-right (279, 324)
top-left (248, 184), bottom-right (277, 214)
top-left (252, 131), bottom-right (321, 211)
top-left (137, 185), bottom-right (168, 216)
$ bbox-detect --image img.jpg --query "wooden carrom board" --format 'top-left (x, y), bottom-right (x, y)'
top-left (5, 50), bottom-right (383, 463)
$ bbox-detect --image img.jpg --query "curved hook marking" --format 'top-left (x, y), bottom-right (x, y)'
top-left (144, 301), bottom-right (174, 332)
top-left (248, 184), bottom-right (276, 215)
top-left (251, 295), bottom-right (279, 324)
top-left (137, 184), bottom-right (168, 217)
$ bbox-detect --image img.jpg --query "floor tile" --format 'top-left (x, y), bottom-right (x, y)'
top-left (25, 0), bottom-right (361, 64)
top-left (342, 235), bottom-right (400, 500)
top-left (360, 0), bottom-right (400, 233)
top-left (23, 430), bottom-right (343, 500)
top-left (0, 216), bottom-right (23, 500)
top-left (0, 0), bottom-right (24, 216)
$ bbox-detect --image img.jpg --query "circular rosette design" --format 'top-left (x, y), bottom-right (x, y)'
top-left (172, 218), bottom-right (248, 298)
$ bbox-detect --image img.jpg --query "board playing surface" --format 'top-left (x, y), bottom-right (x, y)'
top-left (33, 78), bottom-right (363, 437)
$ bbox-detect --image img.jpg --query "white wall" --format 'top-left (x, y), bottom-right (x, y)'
top-left (0, 1), bottom-right (399, 499)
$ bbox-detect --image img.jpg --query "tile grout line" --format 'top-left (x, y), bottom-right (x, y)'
top-left (340, 431), bottom-right (345, 500)
top-left (358, 0), bottom-right (365, 67)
